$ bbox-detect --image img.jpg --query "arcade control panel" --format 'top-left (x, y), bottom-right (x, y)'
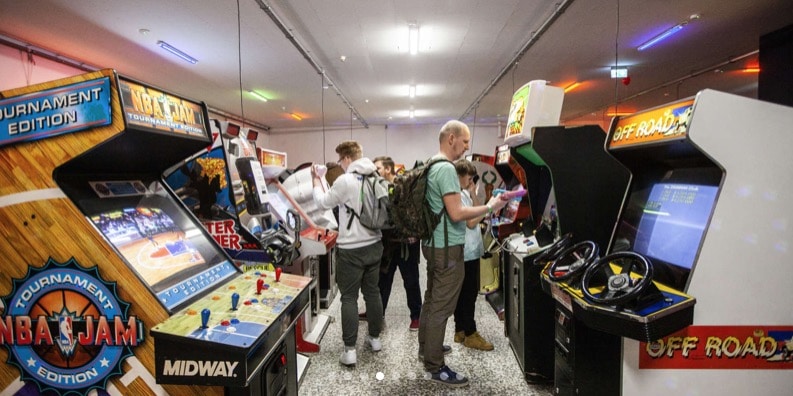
top-left (301, 227), bottom-right (337, 250)
top-left (541, 261), bottom-right (696, 342)
top-left (151, 269), bottom-right (311, 387)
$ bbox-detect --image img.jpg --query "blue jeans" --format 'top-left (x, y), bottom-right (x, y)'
top-left (336, 241), bottom-right (384, 347)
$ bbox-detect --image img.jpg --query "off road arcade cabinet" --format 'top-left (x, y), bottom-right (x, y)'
top-left (611, 91), bottom-right (793, 395)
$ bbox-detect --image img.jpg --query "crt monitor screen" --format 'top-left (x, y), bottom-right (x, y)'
top-left (87, 181), bottom-right (236, 311)
top-left (611, 169), bottom-right (720, 291)
top-left (633, 183), bottom-right (718, 270)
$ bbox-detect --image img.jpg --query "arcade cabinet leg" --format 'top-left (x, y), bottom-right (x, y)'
top-left (553, 305), bottom-right (620, 396)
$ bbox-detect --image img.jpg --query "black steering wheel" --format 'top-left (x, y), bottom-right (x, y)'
top-left (548, 240), bottom-right (599, 282)
top-left (533, 232), bottom-right (573, 266)
top-left (264, 233), bottom-right (296, 267)
top-left (581, 251), bottom-right (654, 306)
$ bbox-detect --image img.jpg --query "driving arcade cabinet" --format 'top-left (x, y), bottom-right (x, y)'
top-left (0, 70), bottom-right (309, 396)
top-left (544, 90), bottom-right (793, 395)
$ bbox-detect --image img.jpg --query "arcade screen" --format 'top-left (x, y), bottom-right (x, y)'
top-left (86, 181), bottom-right (235, 311)
top-left (612, 169), bottom-right (720, 291)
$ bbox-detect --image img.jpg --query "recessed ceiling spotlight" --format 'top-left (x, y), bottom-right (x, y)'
top-left (139, 28), bottom-right (150, 36)
top-left (340, 55), bottom-right (347, 62)
top-left (365, 99), bottom-right (369, 103)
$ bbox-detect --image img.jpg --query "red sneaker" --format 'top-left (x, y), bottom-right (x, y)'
top-left (409, 319), bottom-right (420, 331)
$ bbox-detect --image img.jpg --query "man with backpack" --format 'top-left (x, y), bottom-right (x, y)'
top-left (418, 120), bottom-right (508, 388)
top-left (362, 156), bottom-right (423, 332)
top-left (311, 141), bottom-right (383, 367)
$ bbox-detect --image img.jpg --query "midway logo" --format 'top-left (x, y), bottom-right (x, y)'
top-left (163, 359), bottom-right (239, 377)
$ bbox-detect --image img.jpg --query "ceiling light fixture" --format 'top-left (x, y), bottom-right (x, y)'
top-left (610, 67), bottom-right (628, 78)
top-left (409, 105), bottom-right (415, 119)
top-left (249, 90), bottom-right (268, 102)
top-left (409, 85), bottom-right (416, 98)
top-left (637, 14), bottom-right (699, 52)
top-left (563, 82), bottom-right (581, 93)
top-left (408, 23), bottom-right (419, 55)
top-left (290, 113), bottom-right (303, 121)
top-left (157, 40), bottom-right (197, 64)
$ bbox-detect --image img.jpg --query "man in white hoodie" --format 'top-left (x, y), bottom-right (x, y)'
top-left (311, 141), bottom-right (383, 366)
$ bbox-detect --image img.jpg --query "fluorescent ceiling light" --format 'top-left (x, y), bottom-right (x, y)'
top-left (610, 67), bottom-right (628, 78)
top-left (249, 90), bottom-right (268, 102)
top-left (408, 23), bottom-right (419, 55)
top-left (409, 85), bottom-right (416, 98)
top-left (290, 113), bottom-right (302, 121)
top-left (637, 23), bottom-right (686, 51)
top-left (157, 40), bottom-right (197, 64)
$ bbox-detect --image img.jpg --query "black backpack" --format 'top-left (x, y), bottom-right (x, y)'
top-left (390, 158), bottom-right (451, 240)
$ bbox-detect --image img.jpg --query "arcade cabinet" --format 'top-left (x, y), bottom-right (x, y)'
top-left (544, 90), bottom-right (793, 395)
top-left (0, 70), bottom-right (309, 396)
top-left (610, 92), bottom-right (793, 395)
top-left (496, 80), bottom-right (564, 384)
top-left (264, 166), bottom-right (338, 351)
top-left (529, 124), bottom-right (631, 393)
top-left (165, 120), bottom-right (298, 269)
top-left (467, 153), bottom-right (504, 294)
top-left (278, 166), bottom-right (339, 309)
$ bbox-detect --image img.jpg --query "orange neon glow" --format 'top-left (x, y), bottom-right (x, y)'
top-left (289, 113), bottom-right (303, 121)
top-left (563, 82), bottom-right (581, 93)
top-left (741, 67), bottom-right (760, 73)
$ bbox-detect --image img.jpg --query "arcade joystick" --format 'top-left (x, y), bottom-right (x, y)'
top-left (275, 267), bottom-right (282, 282)
top-left (200, 308), bottom-right (210, 329)
top-left (256, 278), bottom-right (264, 295)
top-left (231, 292), bottom-right (239, 311)
top-left (499, 188), bottom-right (527, 201)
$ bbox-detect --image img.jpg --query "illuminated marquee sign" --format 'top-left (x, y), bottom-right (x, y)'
top-left (1, 258), bottom-right (144, 395)
top-left (118, 78), bottom-right (207, 138)
top-left (0, 77), bottom-right (112, 148)
top-left (609, 98), bottom-right (695, 149)
top-left (640, 325), bottom-right (793, 369)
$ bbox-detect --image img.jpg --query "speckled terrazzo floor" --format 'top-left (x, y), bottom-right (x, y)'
top-left (298, 256), bottom-right (554, 396)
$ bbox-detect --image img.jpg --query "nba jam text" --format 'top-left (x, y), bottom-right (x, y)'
top-left (1, 258), bottom-right (144, 395)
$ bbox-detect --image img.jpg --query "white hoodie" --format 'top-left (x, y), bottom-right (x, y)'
top-left (312, 157), bottom-right (381, 249)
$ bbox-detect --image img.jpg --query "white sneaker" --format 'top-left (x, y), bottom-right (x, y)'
top-left (339, 349), bottom-right (356, 366)
top-left (366, 336), bottom-right (382, 352)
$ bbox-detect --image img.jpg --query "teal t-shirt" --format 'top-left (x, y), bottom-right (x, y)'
top-left (423, 157), bottom-right (465, 247)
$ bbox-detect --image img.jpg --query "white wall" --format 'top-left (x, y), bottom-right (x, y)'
top-left (0, 45), bottom-right (83, 90)
top-left (264, 123), bottom-right (506, 169)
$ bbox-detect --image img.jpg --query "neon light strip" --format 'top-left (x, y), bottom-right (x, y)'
top-left (637, 24), bottom-right (685, 51)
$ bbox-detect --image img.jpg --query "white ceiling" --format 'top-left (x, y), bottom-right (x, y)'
top-left (1, 0), bottom-right (791, 133)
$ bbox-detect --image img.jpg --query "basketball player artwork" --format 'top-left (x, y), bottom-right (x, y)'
top-left (1, 258), bottom-right (144, 395)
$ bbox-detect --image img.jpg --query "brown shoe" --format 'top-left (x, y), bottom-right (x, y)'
top-left (463, 332), bottom-right (494, 351)
top-left (454, 331), bottom-right (465, 343)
